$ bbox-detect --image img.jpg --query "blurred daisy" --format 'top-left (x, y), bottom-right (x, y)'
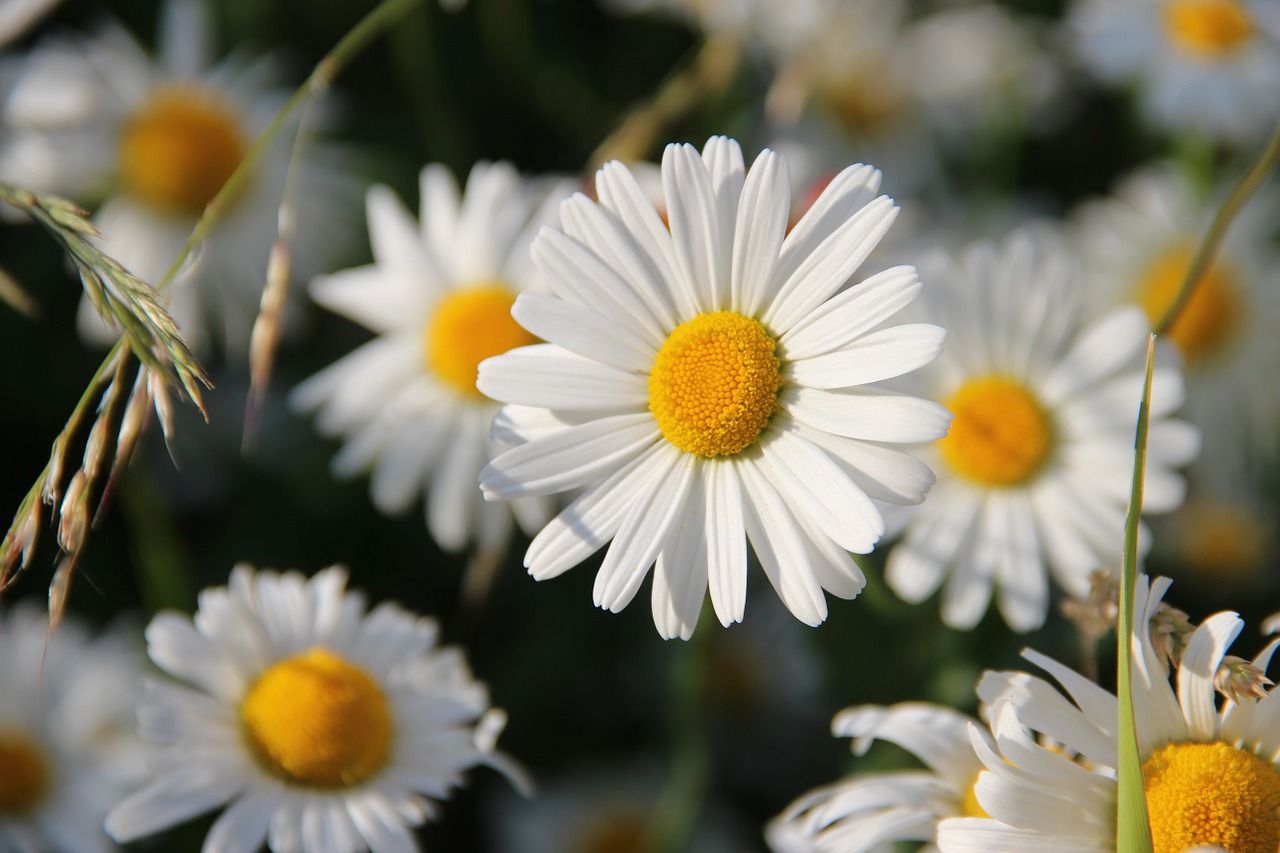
top-left (291, 162), bottom-right (568, 554)
top-left (478, 136), bottom-right (949, 638)
top-left (1073, 163), bottom-right (1280, 491)
top-left (767, 703), bottom-right (991, 853)
top-left (884, 229), bottom-right (1198, 632)
top-left (0, 604), bottom-right (145, 853)
top-left (938, 574), bottom-right (1280, 853)
top-left (0, 0), bottom-right (61, 46)
top-left (106, 564), bottom-right (516, 853)
top-left (1067, 0), bottom-right (1280, 142)
top-left (0, 0), bottom-right (354, 355)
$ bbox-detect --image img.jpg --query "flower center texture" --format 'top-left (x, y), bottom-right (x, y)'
top-left (0, 731), bottom-right (49, 813)
top-left (119, 86), bottom-right (248, 217)
top-left (648, 311), bottom-right (783, 458)
top-left (939, 376), bottom-right (1053, 487)
top-left (1137, 244), bottom-right (1239, 362)
top-left (1142, 741), bottom-right (1280, 853)
top-left (241, 647), bottom-right (393, 788)
top-left (425, 285), bottom-right (537, 398)
top-left (1165, 0), bottom-right (1256, 57)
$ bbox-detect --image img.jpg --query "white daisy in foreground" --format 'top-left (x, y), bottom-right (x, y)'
top-left (0, 604), bottom-right (144, 853)
top-left (884, 229), bottom-right (1198, 632)
top-left (478, 136), bottom-right (949, 638)
top-left (106, 564), bottom-right (516, 853)
top-left (767, 703), bottom-right (991, 853)
top-left (291, 162), bottom-right (567, 553)
top-left (938, 574), bottom-right (1280, 853)
top-left (1066, 0), bottom-right (1280, 143)
top-left (1072, 163), bottom-right (1280, 492)
top-left (0, 0), bottom-right (354, 355)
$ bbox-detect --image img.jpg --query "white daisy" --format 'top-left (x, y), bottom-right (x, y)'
top-left (0, 0), bottom-right (355, 355)
top-left (884, 229), bottom-right (1199, 632)
top-left (105, 564), bottom-right (515, 853)
top-left (938, 574), bottom-right (1280, 853)
top-left (291, 162), bottom-right (569, 553)
top-left (1066, 0), bottom-right (1280, 143)
top-left (0, 603), bottom-right (145, 853)
top-left (1072, 162), bottom-right (1280, 493)
top-left (767, 703), bottom-right (991, 853)
top-left (478, 135), bottom-right (949, 639)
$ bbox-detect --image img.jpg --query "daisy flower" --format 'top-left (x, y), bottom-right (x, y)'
top-left (938, 574), bottom-right (1280, 853)
top-left (0, 603), bottom-right (145, 853)
top-left (1066, 0), bottom-right (1280, 143)
top-left (105, 564), bottom-right (516, 853)
top-left (884, 229), bottom-right (1198, 632)
top-left (767, 703), bottom-right (992, 853)
top-left (0, 0), bottom-right (354, 355)
top-left (477, 136), bottom-right (949, 639)
top-left (291, 162), bottom-right (569, 553)
top-left (1072, 163), bottom-right (1280, 492)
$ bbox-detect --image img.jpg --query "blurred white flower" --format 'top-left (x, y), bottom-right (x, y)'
top-left (0, 0), bottom-right (62, 47)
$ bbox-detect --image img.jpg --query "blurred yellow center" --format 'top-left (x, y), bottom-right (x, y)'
top-left (939, 376), bottom-right (1052, 487)
top-left (960, 773), bottom-right (989, 818)
top-left (573, 811), bottom-right (648, 853)
top-left (825, 72), bottom-right (907, 137)
top-left (425, 285), bottom-right (537, 398)
top-left (119, 86), bottom-right (247, 216)
top-left (1143, 741), bottom-right (1280, 853)
top-left (648, 312), bottom-right (783, 458)
top-left (1137, 245), bottom-right (1239, 361)
top-left (1165, 0), bottom-right (1255, 56)
top-left (0, 732), bottom-right (49, 813)
top-left (241, 647), bottom-right (392, 788)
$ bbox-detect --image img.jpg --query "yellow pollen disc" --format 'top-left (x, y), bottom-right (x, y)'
top-left (1137, 245), bottom-right (1240, 362)
top-left (1165, 0), bottom-right (1256, 57)
top-left (241, 647), bottom-right (393, 788)
top-left (119, 86), bottom-right (248, 216)
top-left (648, 311), bottom-right (783, 458)
top-left (0, 732), bottom-right (49, 813)
top-left (1143, 741), bottom-right (1280, 853)
top-left (960, 772), bottom-right (989, 819)
top-left (425, 285), bottom-right (537, 398)
top-left (939, 376), bottom-right (1053, 487)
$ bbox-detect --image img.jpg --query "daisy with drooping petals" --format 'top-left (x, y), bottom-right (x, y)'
top-left (0, 0), bottom-right (355, 355)
top-left (106, 564), bottom-right (516, 853)
top-left (0, 604), bottom-right (145, 853)
top-left (938, 574), bottom-right (1280, 853)
top-left (767, 703), bottom-right (992, 853)
top-left (478, 135), bottom-right (949, 639)
top-left (883, 229), bottom-right (1199, 632)
top-left (292, 162), bottom-right (570, 554)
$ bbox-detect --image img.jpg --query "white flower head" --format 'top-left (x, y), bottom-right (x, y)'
top-left (291, 162), bottom-right (571, 554)
top-left (885, 228), bottom-right (1199, 632)
top-left (478, 135), bottom-right (949, 639)
top-left (938, 574), bottom-right (1280, 853)
top-left (0, 604), bottom-right (145, 853)
top-left (768, 703), bottom-right (991, 853)
top-left (106, 564), bottom-right (514, 853)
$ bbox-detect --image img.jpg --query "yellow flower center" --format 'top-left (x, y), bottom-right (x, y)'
top-left (648, 311), bottom-right (783, 458)
top-left (241, 647), bottom-right (393, 788)
top-left (1137, 245), bottom-right (1240, 362)
top-left (1165, 0), bottom-right (1256, 57)
top-left (960, 772), bottom-right (990, 819)
top-left (824, 71), bottom-right (907, 137)
top-left (0, 731), bottom-right (49, 813)
top-left (119, 86), bottom-right (248, 217)
top-left (425, 285), bottom-right (538, 398)
top-left (938, 376), bottom-right (1053, 487)
top-left (1143, 741), bottom-right (1280, 853)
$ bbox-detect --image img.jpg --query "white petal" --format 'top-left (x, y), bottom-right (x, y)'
top-left (730, 148), bottom-right (789, 317)
top-left (787, 323), bottom-right (946, 389)
top-left (309, 264), bottom-right (425, 334)
top-left (1177, 611), bottom-right (1243, 741)
top-left (477, 344), bottom-right (648, 411)
top-left (651, 478), bottom-right (709, 640)
top-left (663, 142), bottom-right (727, 311)
top-left (204, 790), bottom-right (279, 853)
top-left (593, 160), bottom-right (685, 319)
top-left (780, 265), bottom-right (921, 360)
top-left (511, 292), bottom-right (654, 371)
top-left (705, 458), bottom-right (747, 626)
top-left (367, 184), bottom-right (446, 297)
top-left (427, 409), bottom-right (489, 550)
top-left (785, 386), bottom-right (952, 443)
top-left (738, 458), bottom-right (827, 626)
top-left (1040, 306), bottom-right (1149, 404)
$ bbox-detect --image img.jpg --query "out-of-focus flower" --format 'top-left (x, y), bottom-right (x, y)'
top-left (1066, 0), bottom-right (1280, 143)
top-left (106, 565), bottom-right (515, 853)
top-left (884, 229), bottom-right (1198, 632)
top-left (0, 0), bottom-right (356, 356)
top-left (0, 0), bottom-right (62, 47)
top-left (479, 136), bottom-right (948, 638)
top-left (0, 604), bottom-right (145, 853)
top-left (767, 703), bottom-right (990, 853)
top-left (1154, 490), bottom-right (1275, 589)
top-left (291, 163), bottom-right (570, 554)
top-left (938, 574), bottom-right (1280, 853)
